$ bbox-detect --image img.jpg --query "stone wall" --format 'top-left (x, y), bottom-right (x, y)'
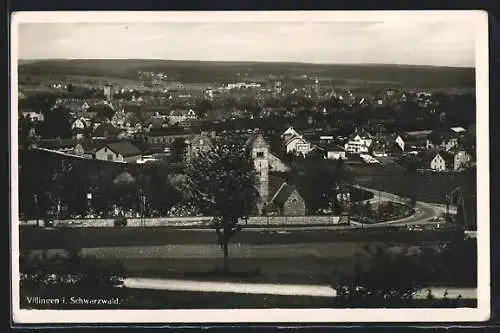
top-left (49, 215), bottom-right (343, 228)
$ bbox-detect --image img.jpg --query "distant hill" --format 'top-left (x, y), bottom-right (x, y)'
top-left (18, 59), bottom-right (475, 89)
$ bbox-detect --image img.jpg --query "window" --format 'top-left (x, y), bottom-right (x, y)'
top-left (290, 198), bottom-right (298, 203)
top-left (256, 151), bottom-right (264, 158)
top-left (107, 154), bottom-right (114, 161)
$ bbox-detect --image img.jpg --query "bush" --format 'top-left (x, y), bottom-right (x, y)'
top-left (114, 216), bottom-right (127, 227)
top-left (20, 248), bottom-right (126, 305)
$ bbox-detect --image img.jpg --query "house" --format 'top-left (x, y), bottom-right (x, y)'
top-left (21, 110), bottom-right (45, 122)
top-left (169, 109), bottom-right (197, 125)
top-left (281, 127), bottom-right (301, 142)
top-left (142, 128), bottom-right (191, 145)
top-left (71, 117), bottom-right (90, 130)
top-left (321, 143), bottom-right (347, 160)
top-left (185, 132), bottom-right (214, 159)
top-left (430, 151), bottom-right (455, 171)
top-left (426, 129), bottom-right (460, 151)
top-left (281, 127), bottom-right (312, 156)
top-left (394, 135), bottom-right (405, 152)
top-left (269, 182), bottom-right (306, 216)
top-left (73, 140), bottom-right (104, 159)
top-left (93, 123), bottom-right (121, 139)
top-left (94, 141), bottom-right (142, 163)
top-left (344, 128), bottom-right (373, 154)
top-left (401, 130), bottom-right (432, 151)
top-left (285, 135), bottom-right (312, 156)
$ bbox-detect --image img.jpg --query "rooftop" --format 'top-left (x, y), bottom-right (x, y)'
top-left (103, 141), bottom-right (142, 157)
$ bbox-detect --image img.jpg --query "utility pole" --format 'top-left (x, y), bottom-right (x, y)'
top-left (34, 193), bottom-right (39, 227)
top-left (139, 188), bottom-right (144, 228)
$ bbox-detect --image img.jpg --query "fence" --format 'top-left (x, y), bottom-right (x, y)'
top-left (35, 215), bottom-right (343, 228)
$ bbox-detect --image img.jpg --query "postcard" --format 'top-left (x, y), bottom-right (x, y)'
top-left (10, 10), bottom-right (490, 324)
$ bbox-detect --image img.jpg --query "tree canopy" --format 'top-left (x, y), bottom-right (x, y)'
top-left (183, 134), bottom-right (259, 270)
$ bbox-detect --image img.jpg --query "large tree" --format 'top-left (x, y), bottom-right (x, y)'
top-left (184, 135), bottom-right (259, 271)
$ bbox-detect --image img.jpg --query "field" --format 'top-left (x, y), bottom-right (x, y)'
top-left (18, 59), bottom-right (475, 89)
top-left (19, 227), bottom-right (458, 250)
top-left (349, 165), bottom-right (475, 204)
top-left (20, 226), bottom-right (468, 287)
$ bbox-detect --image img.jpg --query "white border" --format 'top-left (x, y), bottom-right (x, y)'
top-left (10, 10), bottom-right (490, 324)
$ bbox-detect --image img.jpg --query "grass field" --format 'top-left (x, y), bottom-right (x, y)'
top-left (19, 227), bottom-right (458, 250)
top-left (352, 168), bottom-right (474, 204)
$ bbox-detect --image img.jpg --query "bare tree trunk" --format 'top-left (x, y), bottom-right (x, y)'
top-left (223, 242), bottom-right (229, 272)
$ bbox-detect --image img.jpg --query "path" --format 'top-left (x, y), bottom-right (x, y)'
top-left (122, 277), bottom-right (476, 300)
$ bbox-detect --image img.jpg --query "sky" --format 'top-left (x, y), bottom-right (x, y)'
top-left (17, 21), bottom-right (477, 67)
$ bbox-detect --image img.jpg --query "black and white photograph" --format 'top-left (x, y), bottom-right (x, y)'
top-left (10, 11), bottom-right (490, 324)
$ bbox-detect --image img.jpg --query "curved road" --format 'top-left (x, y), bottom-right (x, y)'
top-left (350, 185), bottom-right (446, 227)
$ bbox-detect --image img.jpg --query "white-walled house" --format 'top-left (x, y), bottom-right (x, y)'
top-left (281, 127), bottom-right (312, 156)
top-left (430, 152), bottom-right (454, 171)
top-left (94, 141), bottom-right (142, 163)
top-left (325, 144), bottom-right (347, 160)
top-left (344, 128), bottom-right (373, 154)
top-left (22, 110), bottom-right (45, 122)
top-left (169, 109), bottom-right (197, 124)
top-left (285, 136), bottom-right (312, 155)
top-left (395, 135), bottom-right (405, 152)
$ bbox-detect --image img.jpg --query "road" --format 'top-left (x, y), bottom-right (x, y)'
top-left (351, 185), bottom-right (447, 227)
top-left (122, 277), bottom-right (476, 300)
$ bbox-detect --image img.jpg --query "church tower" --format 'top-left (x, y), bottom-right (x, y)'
top-left (314, 76), bottom-right (320, 97)
top-left (247, 134), bottom-right (269, 214)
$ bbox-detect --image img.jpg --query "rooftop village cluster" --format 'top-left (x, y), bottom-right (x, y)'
top-left (19, 73), bottom-right (475, 173)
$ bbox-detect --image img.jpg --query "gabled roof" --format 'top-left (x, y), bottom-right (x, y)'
top-left (268, 174), bottom-right (287, 201)
top-left (285, 135), bottom-right (307, 146)
top-left (78, 141), bottom-right (105, 153)
top-left (271, 182), bottom-right (299, 206)
top-left (93, 123), bottom-right (119, 137)
top-left (72, 117), bottom-right (91, 127)
top-left (100, 141), bottom-right (141, 157)
top-left (428, 129), bottom-right (459, 144)
top-left (325, 143), bottom-right (345, 152)
top-left (348, 128), bottom-right (372, 140)
top-left (281, 127), bottom-right (300, 138)
top-left (432, 151), bottom-right (455, 165)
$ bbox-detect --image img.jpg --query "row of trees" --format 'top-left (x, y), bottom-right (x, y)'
top-left (19, 150), bottom-right (184, 221)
